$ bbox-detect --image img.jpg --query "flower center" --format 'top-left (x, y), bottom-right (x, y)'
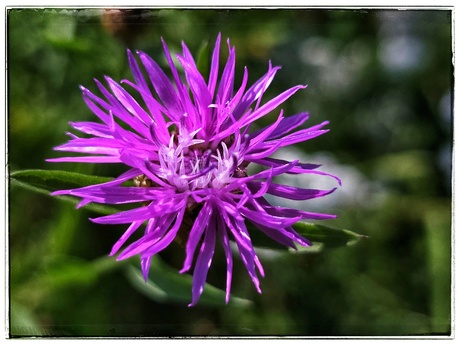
top-left (157, 129), bottom-right (239, 192)
top-left (138, 118), bottom-right (250, 193)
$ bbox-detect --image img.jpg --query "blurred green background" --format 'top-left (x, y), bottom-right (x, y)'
top-left (7, 8), bottom-right (452, 336)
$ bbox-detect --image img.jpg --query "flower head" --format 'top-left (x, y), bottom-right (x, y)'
top-left (49, 34), bottom-right (339, 306)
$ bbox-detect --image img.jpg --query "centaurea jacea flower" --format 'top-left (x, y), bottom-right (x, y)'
top-left (49, 34), bottom-right (340, 306)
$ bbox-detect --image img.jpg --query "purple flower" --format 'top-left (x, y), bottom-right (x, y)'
top-left (48, 34), bottom-right (339, 306)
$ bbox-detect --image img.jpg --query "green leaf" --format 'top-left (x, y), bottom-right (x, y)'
top-left (9, 300), bottom-right (45, 336)
top-left (248, 220), bottom-right (366, 253)
top-left (9, 169), bottom-right (122, 215)
top-left (195, 39), bottom-right (210, 78)
top-left (15, 255), bottom-right (123, 306)
top-left (10, 169), bottom-right (113, 191)
top-left (125, 256), bottom-right (253, 308)
top-left (292, 222), bottom-right (367, 250)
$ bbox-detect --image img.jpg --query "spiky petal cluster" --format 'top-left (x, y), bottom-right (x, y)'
top-left (49, 34), bottom-right (339, 306)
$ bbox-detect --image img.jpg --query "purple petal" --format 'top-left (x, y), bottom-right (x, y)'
top-left (131, 206), bottom-right (186, 259)
top-left (214, 85), bottom-right (306, 142)
top-left (232, 62), bottom-right (281, 120)
top-left (256, 126), bottom-right (329, 151)
top-left (239, 206), bottom-right (301, 229)
top-left (177, 54), bottom-right (212, 129)
top-left (208, 33), bottom-right (221, 96)
top-left (80, 86), bottom-right (111, 121)
top-left (91, 197), bottom-right (183, 225)
top-left (138, 50), bottom-right (183, 120)
top-left (250, 219), bottom-right (312, 248)
top-left (140, 255), bottom-right (152, 281)
top-left (262, 205), bottom-right (337, 220)
top-left (54, 138), bottom-right (123, 155)
top-left (52, 168), bottom-right (141, 199)
top-left (94, 78), bottom-right (150, 138)
top-left (160, 39), bottom-right (197, 125)
top-left (189, 209), bottom-right (217, 307)
top-left (116, 213), bottom-right (176, 260)
top-left (118, 151), bottom-right (170, 188)
top-left (250, 181), bottom-right (337, 201)
top-left (90, 204), bottom-right (153, 224)
top-left (216, 40), bottom-right (235, 105)
top-left (46, 155), bottom-right (121, 163)
top-left (217, 201), bottom-right (262, 292)
top-left (248, 110), bottom-right (284, 149)
top-left (243, 140), bottom-right (284, 160)
top-left (218, 201), bottom-right (253, 252)
top-left (106, 76), bottom-right (153, 126)
top-left (224, 159), bottom-right (298, 192)
top-left (110, 220), bottom-right (144, 256)
top-left (240, 85), bottom-right (307, 126)
top-left (180, 202), bottom-right (213, 273)
top-left (126, 49), bottom-right (169, 129)
top-left (226, 66), bottom-right (249, 113)
top-left (249, 221), bottom-right (296, 249)
top-left (65, 186), bottom-right (174, 205)
top-left (250, 112), bottom-right (310, 140)
top-left (216, 209), bottom-right (233, 304)
top-left (69, 121), bottom-right (113, 138)
top-left (121, 79), bottom-right (169, 135)
top-left (253, 157), bottom-right (342, 186)
top-left (251, 157), bottom-right (321, 171)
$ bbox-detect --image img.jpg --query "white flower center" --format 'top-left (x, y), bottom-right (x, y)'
top-left (157, 126), bottom-right (241, 192)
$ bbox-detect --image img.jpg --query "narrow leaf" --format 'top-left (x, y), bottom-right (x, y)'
top-left (10, 169), bottom-right (113, 191)
top-left (195, 39), bottom-right (210, 79)
top-left (292, 222), bottom-right (367, 249)
top-left (248, 221), bottom-right (366, 252)
top-left (125, 256), bottom-right (253, 308)
top-left (15, 255), bottom-right (123, 305)
top-left (9, 169), bottom-right (123, 215)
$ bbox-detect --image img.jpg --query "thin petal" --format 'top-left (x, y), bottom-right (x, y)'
top-left (224, 159), bottom-right (298, 192)
top-left (216, 40), bottom-right (235, 104)
top-left (46, 156), bottom-right (121, 163)
top-left (189, 209), bottom-right (217, 306)
top-left (208, 33), bottom-right (221, 96)
top-left (232, 62), bottom-right (281, 120)
top-left (133, 205), bottom-right (186, 259)
top-left (90, 204), bottom-right (153, 224)
top-left (177, 54), bottom-right (212, 123)
top-left (138, 50), bottom-right (182, 120)
top-left (140, 255), bottom-right (152, 281)
top-left (69, 121), bottom-right (113, 138)
top-left (117, 201), bottom-right (187, 261)
top-left (106, 76), bottom-right (153, 127)
top-left (256, 127), bottom-right (329, 151)
top-left (216, 208), bottom-right (233, 304)
top-left (239, 206), bottom-right (301, 229)
top-left (110, 220), bottom-right (144, 256)
top-left (253, 157), bottom-right (342, 186)
top-left (249, 181), bottom-right (337, 201)
top-left (249, 221), bottom-right (297, 249)
top-left (180, 202), bottom-right (213, 273)
top-left (250, 112), bottom-right (310, 140)
top-left (251, 157), bottom-right (321, 171)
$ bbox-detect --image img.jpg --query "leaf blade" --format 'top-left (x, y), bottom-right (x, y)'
top-left (248, 220), bottom-right (366, 252)
top-left (125, 256), bottom-right (253, 308)
top-left (292, 222), bottom-right (367, 249)
top-left (9, 169), bottom-right (122, 215)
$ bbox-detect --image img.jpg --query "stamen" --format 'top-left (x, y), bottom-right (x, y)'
top-left (203, 149), bottom-right (212, 167)
top-left (182, 163), bottom-right (216, 182)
